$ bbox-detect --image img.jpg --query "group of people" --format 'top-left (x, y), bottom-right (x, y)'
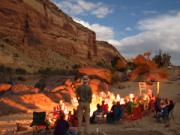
top-left (90, 94), bottom-right (175, 125)
top-left (90, 100), bottom-right (123, 124)
top-left (53, 75), bottom-right (175, 135)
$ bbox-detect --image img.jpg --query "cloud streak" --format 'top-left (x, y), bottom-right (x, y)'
top-left (54, 0), bottom-right (112, 18)
top-left (142, 10), bottom-right (157, 15)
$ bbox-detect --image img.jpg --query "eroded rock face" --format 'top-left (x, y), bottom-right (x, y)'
top-left (96, 41), bottom-right (125, 62)
top-left (0, 0), bottom-right (125, 72)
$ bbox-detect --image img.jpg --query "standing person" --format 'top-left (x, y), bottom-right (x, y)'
top-left (76, 75), bottom-right (92, 135)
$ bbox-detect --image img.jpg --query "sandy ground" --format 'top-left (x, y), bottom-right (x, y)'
top-left (0, 80), bottom-right (180, 135)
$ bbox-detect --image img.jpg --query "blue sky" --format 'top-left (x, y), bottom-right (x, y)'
top-left (52, 0), bottom-right (180, 65)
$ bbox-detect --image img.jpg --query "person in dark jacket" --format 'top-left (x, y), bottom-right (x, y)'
top-left (90, 103), bottom-right (104, 123)
top-left (167, 100), bottom-right (175, 120)
top-left (54, 112), bottom-right (69, 135)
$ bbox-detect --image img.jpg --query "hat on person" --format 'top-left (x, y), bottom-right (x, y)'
top-left (82, 75), bottom-right (89, 82)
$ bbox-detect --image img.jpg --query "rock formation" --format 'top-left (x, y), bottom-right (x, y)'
top-left (0, 0), bottom-right (126, 73)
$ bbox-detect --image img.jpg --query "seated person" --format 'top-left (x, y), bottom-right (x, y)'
top-left (168, 100), bottom-right (175, 114)
top-left (101, 100), bottom-right (108, 115)
top-left (114, 101), bottom-right (123, 121)
top-left (126, 100), bottom-right (133, 115)
top-left (156, 99), bottom-right (169, 122)
top-left (154, 97), bottom-right (161, 118)
top-left (107, 101), bottom-right (116, 123)
top-left (54, 113), bottom-right (69, 135)
top-left (90, 104), bottom-right (104, 123)
top-left (68, 109), bottom-right (78, 127)
top-left (107, 101), bottom-right (123, 123)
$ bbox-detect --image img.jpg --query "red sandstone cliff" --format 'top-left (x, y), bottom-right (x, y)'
top-left (0, 0), bottom-right (126, 73)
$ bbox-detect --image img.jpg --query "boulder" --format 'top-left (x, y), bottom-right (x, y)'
top-left (0, 83), bottom-right (12, 92)
top-left (11, 84), bottom-right (32, 94)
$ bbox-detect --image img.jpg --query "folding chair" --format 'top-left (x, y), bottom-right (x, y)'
top-left (96, 112), bottom-right (105, 124)
top-left (139, 82), bottom-right (147, 95)
top-left (30, 111), bottom-right (49, 135)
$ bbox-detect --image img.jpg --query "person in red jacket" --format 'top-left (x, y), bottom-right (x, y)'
top-left (101, 100), bottom-right (108, 115)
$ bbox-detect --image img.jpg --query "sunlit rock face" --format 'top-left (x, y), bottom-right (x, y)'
top-left (0, 0), bottom-right (125, 73)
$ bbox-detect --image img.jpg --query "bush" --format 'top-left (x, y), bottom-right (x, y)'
top-left (37, 68), bottom-right (71, 75)
top-left (96, 59), bottom-right (113, 70)
top-left (0, 65), bottom-right (13, 74)
top-left (15, 68), bottom-right (27, 75)
top-left (38, 68), bottom-right (51, 74)
top-left (72, 64), bottom-right (81, 69)
top-left (17, 76), bottom-right (26, 81)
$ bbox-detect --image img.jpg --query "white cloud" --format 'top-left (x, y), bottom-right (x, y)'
top-left (92, 6), bottom-right (112, 18)
top-left (53, 0), bottom-right (112, 18)
top-left (74, 18), bottom-right (114, 41)
top-left (54, 0), bottom-right (83, 15)
top-left (125, 27), bottom-right (133, 31)
top-left (117, 12), bottom-right (180, 65)
top-left (77, 0), bottom-right (95, 11)
top-left (138, 13), bottom-right (180, 31)
top-left (91, 24), bottom-right (114, 40)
